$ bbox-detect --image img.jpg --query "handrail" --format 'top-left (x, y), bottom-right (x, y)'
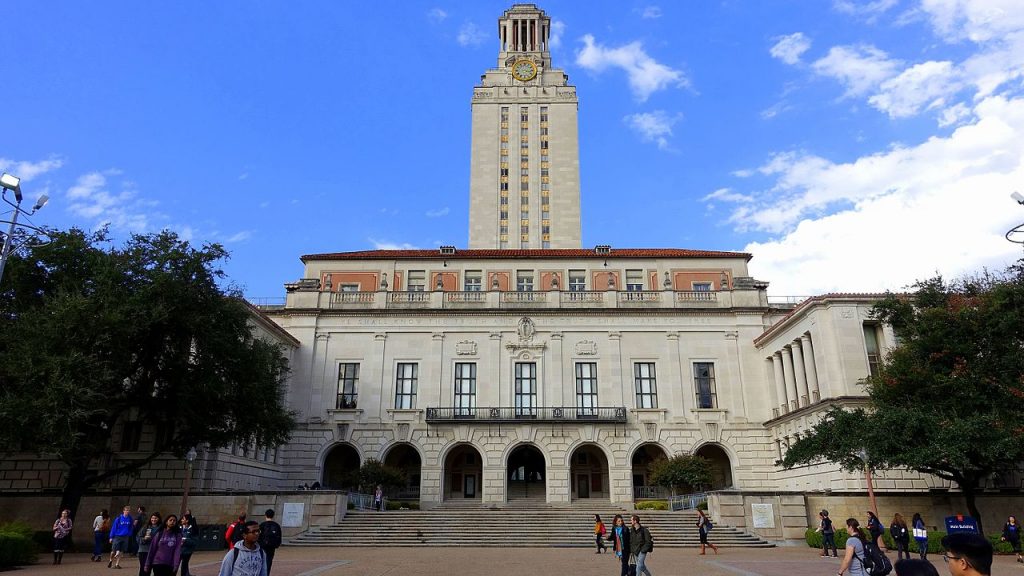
top-left (667, 492), bottom-right (707, 511)
top-left (425, 406), bottom-right (627, 423)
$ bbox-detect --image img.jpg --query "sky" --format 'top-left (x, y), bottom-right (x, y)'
top-left (3, 0), bottom-right (1024, 298)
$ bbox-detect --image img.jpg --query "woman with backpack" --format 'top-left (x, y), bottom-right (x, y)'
top-left (817, 510), bottom-right (838, 558)
top-left (889, 513), bottom-right (910, 560)
top-left (593, 514), bottom-right (607, 554)
top-left (144, 515), bottom-right (183, 576)
top-left (838, 518), bottom-right (869, 576)
top-left (866, 511), bottom-right (885, 550)
top-left (911, 513), bottom-right (928, 560)
top-left (696, 509), bottom-right (718, 555)
top-left (180, 514), bottom-right (197, 576)
top-left (1001, 515), bottom-right (1022, 563)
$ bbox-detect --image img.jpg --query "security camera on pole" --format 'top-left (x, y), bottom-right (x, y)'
top-left (0, 172), bottom-right (51, 284)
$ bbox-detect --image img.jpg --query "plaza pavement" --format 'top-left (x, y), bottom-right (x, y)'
top-left (16, 546), bottom-right (1022, 576)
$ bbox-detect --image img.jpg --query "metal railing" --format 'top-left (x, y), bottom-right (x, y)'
top-left (425, 406), bottom-right (627, 423)
top-left (668, 492), bottom-right (707, 511)
top-left (633, 485), bottom-right (670, 500)
top-left (247, 297), bottom-right (286, 308)
top-left (348, 492), bottom-right (387, 511)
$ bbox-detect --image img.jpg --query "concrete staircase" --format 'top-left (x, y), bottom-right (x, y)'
top-left (289, 507), bottom-right (774, 548)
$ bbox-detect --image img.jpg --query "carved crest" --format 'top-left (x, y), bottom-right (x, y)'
top-left (517, 317), bottom-right (536, 342)
top-left (455, 340), bottom-right (478, 355)
top-left (575, 340), bottom-right (598, 355)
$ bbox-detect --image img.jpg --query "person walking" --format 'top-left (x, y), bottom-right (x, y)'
top-left (1001, 515), bottom-right (1022, 564)
top-left (891, 513), bottom-right (911, 561)
top-left (129, 506), bottom-right (146, 557)
top-left (697, 509), bottom-right (718, 555)
top-left (258, 509), bottom-right (283, 576)
top-left (593, 514), bottom-right (607, 554)
top-left (817, 509), bottom-right (838, 558)
top-left (226, 514), bottom-right (247, 548)
top-left (93, 509), bottom-right (110, 561)
top-left (180, 514), bottom-right (197, 576)
top-left (911, 513), bottom-right (929, 561)
top-left (217, 521), bottom-right (268, 576)
top-left (837, 518), bottom-right (869, 576)
top-left (52, 509), bottom-right (73, 565)
top-left (137, 512), bottom-right (162, 576)
top-left (607, 514), bottom-right (632, 576)
top-left (866, 510), bottom-right (885, 550)
top-left (145, 515), bottom-right (183, 576)
top-left (109, 506), bottom-right (135, 568)
top-left (629, 514), bottom-right (654, 576)
top-left (373, 485), bottom-right (384, 512)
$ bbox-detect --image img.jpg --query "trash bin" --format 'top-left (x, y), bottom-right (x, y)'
top-left (196, 525), bottom-right (226, 551)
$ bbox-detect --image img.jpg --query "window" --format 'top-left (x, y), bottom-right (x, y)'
top-left (626, 269), bottom-right (644, 291)
top-left (339, 284), bottom-right (359, 292)
top-left (569, 270), bottom-right (586, 292)
top-left (634, 363), bottom-right (658, 408)
top-left (454, 363), bottom-right (477, 416)
top-left (407, 270), bottom-right (426, 291)
top-left (464, 271), bottom-right (482, 291)
top-left (694, 362), bottom-right (717, 409)
top-left (120, 421), bottom-right (142, 452)
top-left (692, 282), bottom-right (712, 292)
top-left (337, 363), bottom-right (359, 408)
top-left (515, 362), bottom-right (537, 416)
top-left (395, 363), bottom-right (418, 409)
top-left (863, 323), bottom-right (882, 377)
top-left (154, 422), bottom-right (175, 450)
top-left (575, 362), bottom-right (598, 417)
top-left (517, 271), bottom-right (534, 292)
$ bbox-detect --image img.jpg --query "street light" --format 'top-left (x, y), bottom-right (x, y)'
top-left (1007, 192), bottom-right (1024, 244)
top-left (180, 447), bottom-right (198, 518)
top-left (0, 172), bottom-right (51, 284)
top-left (855, 448), bottom-right (879, 518)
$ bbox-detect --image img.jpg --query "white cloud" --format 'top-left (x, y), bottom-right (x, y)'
top-left (425, 207), bottom-right (450, 218)
top-left (66, 171), bottom-right (158, 233)
top-left (640, 6), bottom-right (662, 19)
top-left (833, 0), bottom-right (898, 19)
top-left (225, 230), bottom-right (253, 243)
top-left (702, 188), bottom-right (754, 203)
top-left (868, 60), bottom-right (960, 118)
top-left (920, 0), bottom-right (1024, 43)
top-left (624, 111), bottom-right (682, 150)
top-left (575, 34), bottom-right (688, 102)
top-left (370, 238), bottom-right (420, 250)
top-left (427, 8), bottom-right (448, 23)
top-left (0, 157), bottom-right (64, 182)
top-left (722, 95), bottom-right (1024, 295)
top-left (812, 44), bottom-right (902, 97)
top-left (549, 20), bottom-right (566, 49)
top-left (770, 33), bottom-right (812, 65)
top-left (457, 22), bottom-right (487, 47)
top-left (938, 102), bottom-right (972, 126)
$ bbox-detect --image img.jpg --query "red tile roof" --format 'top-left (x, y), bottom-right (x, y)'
top-left (301, 248), bottom-right (752, 263)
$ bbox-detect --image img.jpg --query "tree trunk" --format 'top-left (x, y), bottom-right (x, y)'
top-left (962, 484), bottom-right (984, 536)
top-left (58, 464), bottom-right (93, 521)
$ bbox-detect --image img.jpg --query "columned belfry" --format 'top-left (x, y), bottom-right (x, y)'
top-left (469, 4), bottom-right (581, 249)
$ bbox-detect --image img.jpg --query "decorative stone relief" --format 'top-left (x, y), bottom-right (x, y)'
top-left (456, 340), bottom-right (478, 355)
top-left (397, 423), bottom-right (410, 442)
top-left (644, 422), bottom-right (657, 440)
top-left (841, 309), bottom-right (854, 319)
top-left (702, 422), bottom-right (720, 442)
top-left (517, 317), bottom-right (536, 342)
top-left (575, 340), bottom-right (598, 355)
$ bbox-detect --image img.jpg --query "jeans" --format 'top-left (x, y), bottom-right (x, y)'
top-left (618, 553), bottom-right (633, 576)
top-left (152, 565), bottom-right (174, 576)
top-left (916, 540), bottom-right (928, 560)
top-left (265, 547), bottom-right (277, 575)
top-left (595, 534), bottom-right (606, 552)
top-left (180, 553), bottom-right (193, 576)
top-left (94, 531), bottom-right (106, 557)
top-left (636, 551), bottom-right (652, 576)
top-left (138, 552), bottom-right (151, 576)
top-left (822, 533), bottom-right (837, 556)
top-left (895, 540), bottom-right (910, 560)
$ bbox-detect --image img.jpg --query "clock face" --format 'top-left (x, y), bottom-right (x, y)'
top-left (512, 60), bottom-right (537, 82)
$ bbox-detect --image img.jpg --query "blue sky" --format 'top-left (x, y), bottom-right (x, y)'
top-left (3, 0), bottom-right (1023, 297)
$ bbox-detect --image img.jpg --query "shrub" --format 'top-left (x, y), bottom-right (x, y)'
top-left (697, 501), bottom-right (709, 511)
top-left (0, 522), bottom-right (38, 568)
top-left (635, 500), bottom-right (668, 511)
top-left (805, 526), bottom-right (947, 555)
top-left (385, 500), bottom-right (421, 511)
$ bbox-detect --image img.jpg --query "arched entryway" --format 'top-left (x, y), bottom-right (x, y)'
top-left (569, 444), bottom-right (609, 501)
top-left (322, 443), bottom-right (360, 490)
top-left (631, 443), bottom-right (670, 500)
top-left (443, 444), bottom-right (483, 501)
top-left (695, 443), bottom-right (734, 489)
top-left (507, 444), bottom-right (546, 500)
top-left (383, 443), bottom-right (422, 500)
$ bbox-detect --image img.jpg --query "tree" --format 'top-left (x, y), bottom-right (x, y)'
top-left (357, 458), bottom-right (406, 494)
top-left (780, 265), bottom-right (1024, 535)
top-left (649, 454), bottom-right (713, 495)
top-left (0, 228), bottom-right (296, 518)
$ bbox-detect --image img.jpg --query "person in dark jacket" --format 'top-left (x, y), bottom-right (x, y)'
top-left (866, 510), bottom-right (885, 550)
top-left (180, 514), bottom-right (197, 576)
top-left (817, 510), bottom-right (838, 557)
top-left (890, 513), bottom-right (911, 560)
top-left (1001, 515), bottom-right (1022, 564)
top-left (606, 514), bottom-right (632, 576)
top-left (258, 509), bottom-right (283, 576)
top-left (629, 514), bottom-right (654, 576)
top-left (911, 513), bottom-right (928, 560)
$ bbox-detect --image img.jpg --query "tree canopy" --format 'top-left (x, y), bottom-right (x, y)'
top-left (0, 228), bottom-right (296, 516)
top-left (649, 454), bottom-right (713, 495)
top-left (780, 263), bottom-right (1024, 534)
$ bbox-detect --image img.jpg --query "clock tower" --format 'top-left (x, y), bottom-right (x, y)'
top-left (468, 4), bottom-right (581, 250)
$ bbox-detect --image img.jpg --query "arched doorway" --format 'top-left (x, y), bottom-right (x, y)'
top-left (443, 444), bottom-right (483, 500)
top-left (695, 444), bottom-right (734, 489)
top-left (507, 444), bottom-right (546, 500)
top-left (322, 443), bottom-right (360, 490)
top-left (631, 443), bottom-right (669, 500)
top-left (569, 444), bottom-right (609, 501)
top-left (383, 443), bottom-right (422, 500)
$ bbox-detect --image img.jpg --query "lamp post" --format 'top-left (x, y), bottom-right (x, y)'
top-left (180, 447), bottom-right (198, 518)
top-left (0, 172), bottom-right (50, 284)
top-left (1007, 192), bottom-right (1024, 244)
top-left (855, 448), bottom-right (878, 517)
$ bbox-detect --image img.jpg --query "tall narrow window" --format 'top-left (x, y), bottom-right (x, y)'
top-left (395, 363), bottom-right (418, 409)
top-left (454, 363), bottom-right (477, 417)
top-left (464, 271), bottom-right (482, 291)
top-left (516, 270), bottom-right (534, 292)
top-left (863, 323), bottom-right (882, 377)
top-left (515, 362), bottom-right (537, 417)
top-left (626, 270), bottom-right (644, 291)
top-left (575, 362), bottom-right (598, 417)
top-left (337, 363), bottom-right (360, 409)
top-left (568, 270), bottom-right (586, 292)
top-left (634, 363), bottom-right (658, 408)
top-left (694, 362), bottom-right (717, 409)
top-left (407, 271), bottom-right (426, 291)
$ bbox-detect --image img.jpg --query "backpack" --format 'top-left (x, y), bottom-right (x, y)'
top-left (259, 521), bottom-right (282, 549)
top-left (705, 519), bottom-right (713, 532)
top-left (857, 540), bottom-right (893, 576)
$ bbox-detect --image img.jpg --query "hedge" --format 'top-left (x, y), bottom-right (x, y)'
top-left (805, 527), bottom-right (1018, 555)
top-left (0, 522), bottom-right (39, 568)
top-left (635, 500), bottom-right (669, 511)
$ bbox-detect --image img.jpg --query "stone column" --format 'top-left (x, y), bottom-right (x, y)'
top-left (781, 347), bottom-right (798, 412)
top-left (489, 332), bottom-right (503, 407)
top-left (311, 333), bottom-right (330, 419)
top-left (372, 333), bottom-right (387, 421)
top-left (800, 335), bottom-right (821, 403)
top-left (551, 332), bottom-right (565, 408)
top-left (609, 332), bottom-right (623, 406)
top-left (771, 353), bottom-right (787, 414)
top-left (432, 333), bottom-right (445, 408)
top-left (667, 332), bottom-right (687, 418)
top-left (791, 340), bottom-right (810, 408)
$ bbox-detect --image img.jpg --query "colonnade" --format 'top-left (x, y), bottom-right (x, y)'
top-left (766, 333), bottom-right (822, 417)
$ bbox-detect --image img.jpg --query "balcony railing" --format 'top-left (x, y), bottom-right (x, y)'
top-left (425, 406), bottom-right (627, 423)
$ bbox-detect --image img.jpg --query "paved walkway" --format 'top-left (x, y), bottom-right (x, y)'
top-left (21, 546), bottom-right (1022, 576)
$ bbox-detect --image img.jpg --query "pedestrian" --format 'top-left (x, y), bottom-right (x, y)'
top-left (374, 485), bottom-right (384, 511)
top-left (911, 513), bottom-right (929, 560)
top-left (817, 509), bottom-right (838, 558)
top-left (866, 510), bottom-right (885, 550)
top-left (180, 514), bottom-right (197, 576)
top-left (893, 558), bottom-right (939, 576)
top-left (52, 509), bottom-right (73, 565)
top-left (258, 509), bottom-right (283, 576)
top-left (217, 521), bottom-right (267, 576)
top-left (837, 518), bottom-right (869, 576)
top-left (697, 509), bottom-right (718, 555)
top-left (145, 515), bottom-right (183, 576)
top-left (109, 505), bottom-right (135, 568)
top-left (593, 514), bottom-right (607, 554)
top-left (940, 532), bottom-right (992, 576)
top-left (629, 514), bottom-right (654, 576)
top-left (130, 506), bottom-right (146, 557)
top-left (226, 514), bottom-right (247, 547)
top-left (93, 508), bottom-right (110, 561)
top-left (890, 513), bottom-right (911, 560)
top-left (607, 514), bottom-right (632, 576)
top-left (137, 512), bottom-right (162, 576)
top-left (1000, 514), bottom-right (1022, 564)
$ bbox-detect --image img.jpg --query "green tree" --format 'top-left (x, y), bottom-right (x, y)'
top-left (649, 454), bottom-right (713, 495)
top-left (0, 228), bottom-right (296, 518)
top-left (357, 458), bottom-right (406, 493)
top-left (780, 265), bottom-right (1024, 535)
